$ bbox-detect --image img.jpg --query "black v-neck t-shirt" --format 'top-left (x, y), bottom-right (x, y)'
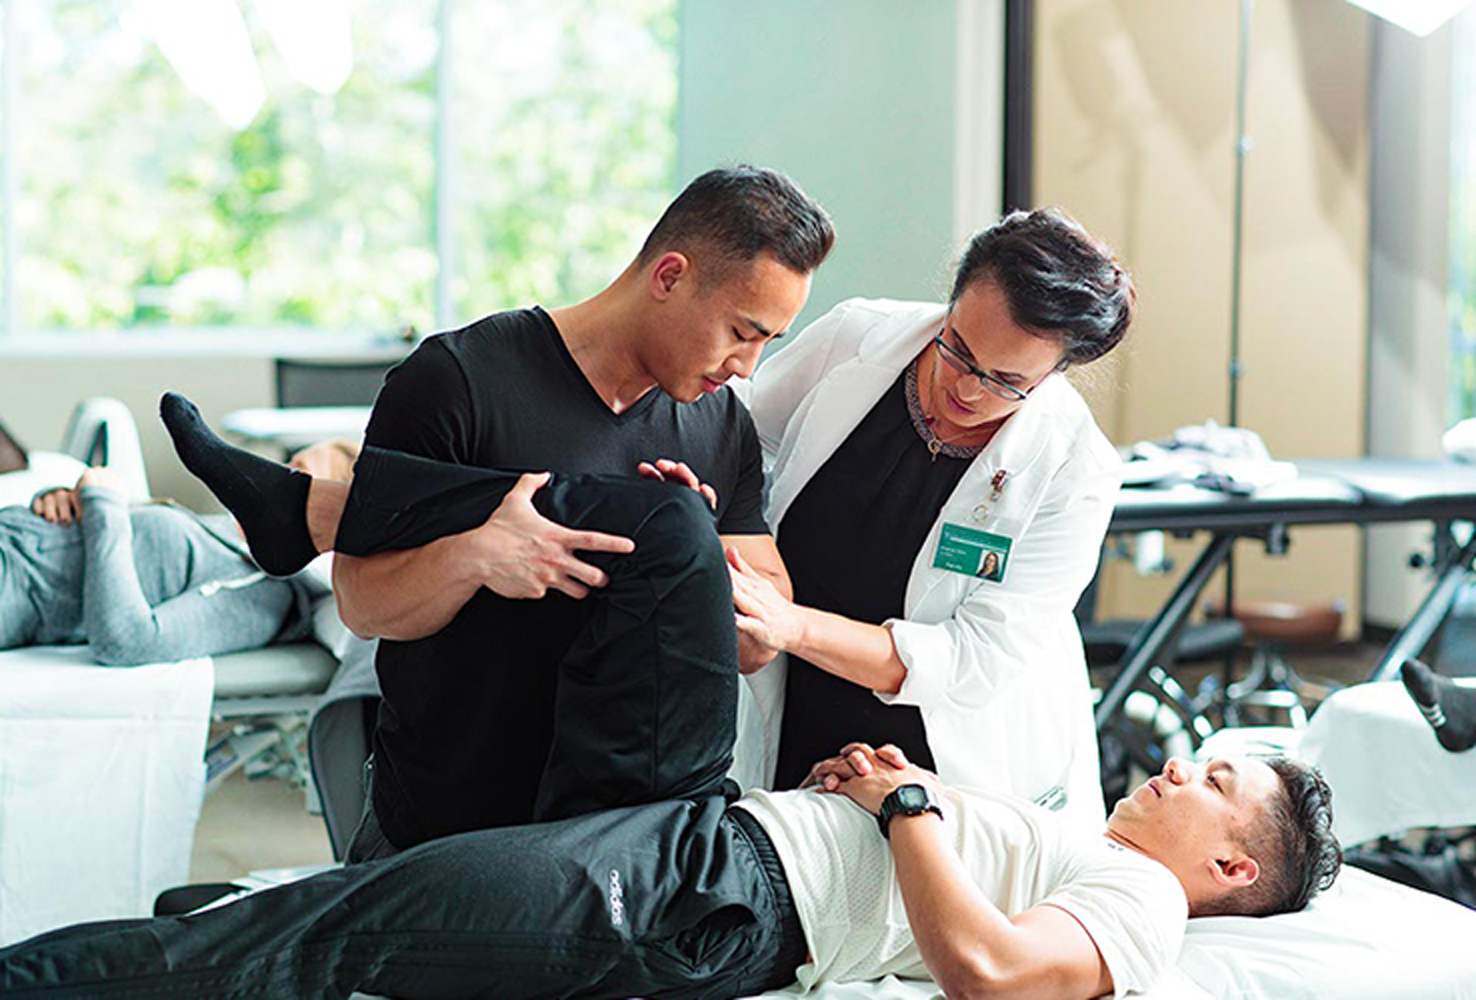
top-left (365, 307), bottom-right (767, 521)
top-left (360, 306), bottom-right (767, 846)
top-left (773, 369), bottom-right (974, 789)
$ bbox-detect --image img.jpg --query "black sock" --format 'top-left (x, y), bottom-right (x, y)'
top-left (1400, 658), bottom-right (1476, 753)
top-left (159, 392), bottom-right (319, 577)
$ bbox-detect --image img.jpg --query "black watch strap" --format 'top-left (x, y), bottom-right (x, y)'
top-left (877, 783), bottom-right (943, 839)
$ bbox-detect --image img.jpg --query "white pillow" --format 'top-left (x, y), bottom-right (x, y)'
top-left (0, 451), bottom-right (88, 510)
top-left (1177, 866), bottom-right (1476, 999)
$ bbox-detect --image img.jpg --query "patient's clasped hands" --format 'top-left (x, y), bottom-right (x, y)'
top-left (803, 742), bottom-right (940, 816)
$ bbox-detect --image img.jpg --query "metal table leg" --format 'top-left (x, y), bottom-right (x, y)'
top-left (1369, 524), bottom-right (1476, 682)
top-left (1095, 532), bottom-right (1237, 731)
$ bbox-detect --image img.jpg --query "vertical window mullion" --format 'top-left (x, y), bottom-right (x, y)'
top-left (434, 0), bottom-right (455, 332)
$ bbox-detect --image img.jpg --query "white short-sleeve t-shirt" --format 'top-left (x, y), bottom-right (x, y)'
top-left (736, 785), bottom-right (1187, 997)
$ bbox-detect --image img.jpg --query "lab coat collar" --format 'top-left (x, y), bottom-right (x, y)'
top-left (768, 299), bottom-right (1062, 533)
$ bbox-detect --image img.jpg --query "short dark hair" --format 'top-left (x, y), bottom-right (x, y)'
top-left (1210, 756), bottom-right (1342, 918)
top-left (638, 166), bottom-right (835, 284)
top-left (951, 208), bottom-right (1134, 366)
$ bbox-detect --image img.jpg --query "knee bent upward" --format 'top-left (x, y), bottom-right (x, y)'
top-left (621, 481), bottom-right (726, 579)
top-left (544, 475), bottom-right (724, 570)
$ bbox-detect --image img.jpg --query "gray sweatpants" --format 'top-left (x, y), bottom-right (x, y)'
top-left (0, 487), bottom-right (307, 665)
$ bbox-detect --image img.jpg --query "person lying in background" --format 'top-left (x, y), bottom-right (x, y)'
top-left (0, 438), bottom-right (357, 665)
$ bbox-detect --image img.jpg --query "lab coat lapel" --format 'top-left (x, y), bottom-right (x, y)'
top-left (903, 374), bottom-right (1061, 616)
top-left (767, 308), bottom-right (942, 527)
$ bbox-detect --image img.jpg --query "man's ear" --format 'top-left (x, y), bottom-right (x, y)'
top-left (648, 251), bottom-right (690, 300)
top-left (1212, 853), bottom-right (1260, 890)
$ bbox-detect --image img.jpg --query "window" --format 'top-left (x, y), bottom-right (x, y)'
top-left (449, 0), bottom-right (677, 317)
top-left (1, 0), bottom-right (676, 340)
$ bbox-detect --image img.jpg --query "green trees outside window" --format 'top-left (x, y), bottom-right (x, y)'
top-left (8, 0), bottom-right (675, 337)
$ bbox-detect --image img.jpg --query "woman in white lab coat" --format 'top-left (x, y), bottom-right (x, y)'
top-left (729, 209), bottom-right (1132, 827)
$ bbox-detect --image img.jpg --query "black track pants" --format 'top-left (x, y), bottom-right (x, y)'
top-left (0, 799), bottom-right (805, 1000)
top-left (337, 446), bottom-right (742, 848)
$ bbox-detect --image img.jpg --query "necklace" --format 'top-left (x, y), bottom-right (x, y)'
top-left (904, 353), bottom-right (998, 461)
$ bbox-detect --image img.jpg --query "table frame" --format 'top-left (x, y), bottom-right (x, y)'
top-left (1094, 462), bottom-right (1476, 746)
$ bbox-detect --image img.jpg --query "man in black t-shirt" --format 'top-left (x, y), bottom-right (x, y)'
top-left (333, 166), bottom-right (835, 857)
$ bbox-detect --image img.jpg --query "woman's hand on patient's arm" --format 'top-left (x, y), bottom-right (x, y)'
top-left (729, 548), bottom-right (807, 651)
top-left (729, 547), bottom-right (907, 694)
top-left (736, 629), bottom-right (780, 674)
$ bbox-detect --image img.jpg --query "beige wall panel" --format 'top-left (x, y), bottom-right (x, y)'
top-left (1036, 0), bottom-right (1369, 635)
top-left (0, 358), bottom-right (275, 512)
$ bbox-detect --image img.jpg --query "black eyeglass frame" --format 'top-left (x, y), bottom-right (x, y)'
top-left (931, 329), bottom-right (1054, 403)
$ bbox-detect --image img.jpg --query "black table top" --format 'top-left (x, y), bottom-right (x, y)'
top-left (1110, 457), bottom-right (1476, 534)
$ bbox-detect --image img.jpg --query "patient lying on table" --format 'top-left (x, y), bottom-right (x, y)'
top-left (1, 423), bottom-right (1342, 1000)
top-left (0, 440), bottom-right (353, 665)
top-left (0, 750), bottom-right (1341, 1000)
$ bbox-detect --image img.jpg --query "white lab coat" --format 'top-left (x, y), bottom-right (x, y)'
top-left (734, 298), bottom-right (1121, 828)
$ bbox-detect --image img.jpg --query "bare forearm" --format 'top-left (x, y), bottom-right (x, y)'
top-left (722, 533), bottom-right (793, 600)
top-left (790, 608), bottom-right (907, 694)
top-left (333, 537), bottom-right (483, 640)
top-left (754, 556), bottom-right (793, 601)
top-left (890, 817), bottom-right (1112, 1000)
top-left (890, 814), bottom-right (1014, 997)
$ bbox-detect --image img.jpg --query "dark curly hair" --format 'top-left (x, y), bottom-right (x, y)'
top-left (1201, 756), bottom-right (1343, 918)
top-left (951, 208), bottom-right (1134, 366)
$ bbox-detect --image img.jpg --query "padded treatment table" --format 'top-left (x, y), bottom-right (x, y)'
top-left (0, 646), bottom-right (212, 945)
top-left (211, 643), bottom-right (338, 717)
top-left (222, 405), bottom-right (372, 454)
top-left (0, 639), bottom-right (342, 945)
top-left (1278, 679), bottom-right (1476, 849)
top-left (735, 869), bottom-right (1476, 1000)
top-left (339, 866), bottom-right (1474, 1000)
top-left (1097, 459), bottom-right (1476, 753)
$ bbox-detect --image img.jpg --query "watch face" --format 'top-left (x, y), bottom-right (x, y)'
top-left (896, 785), bottom-right (931, 810)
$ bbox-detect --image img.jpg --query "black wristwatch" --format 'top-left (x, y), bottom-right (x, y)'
top-left (877, 783), bottom-right (943, 839)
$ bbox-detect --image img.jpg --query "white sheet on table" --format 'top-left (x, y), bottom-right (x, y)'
top-left (1298, 680), bottom-right (1476, 846)
top-left (0, 646), bottom-right (213, 945)
top-left (745, 867), bottom-right (1476, 998)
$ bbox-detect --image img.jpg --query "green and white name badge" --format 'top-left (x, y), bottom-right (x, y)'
top-left (933, 522), bottom-right (1013, 582)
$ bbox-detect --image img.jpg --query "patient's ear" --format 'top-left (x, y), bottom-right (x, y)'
top-left (1213, 854), bottom-right (1260, 890)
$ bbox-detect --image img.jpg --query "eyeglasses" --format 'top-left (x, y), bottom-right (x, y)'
top-left (932, 331), bottom-right (1039, 402)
